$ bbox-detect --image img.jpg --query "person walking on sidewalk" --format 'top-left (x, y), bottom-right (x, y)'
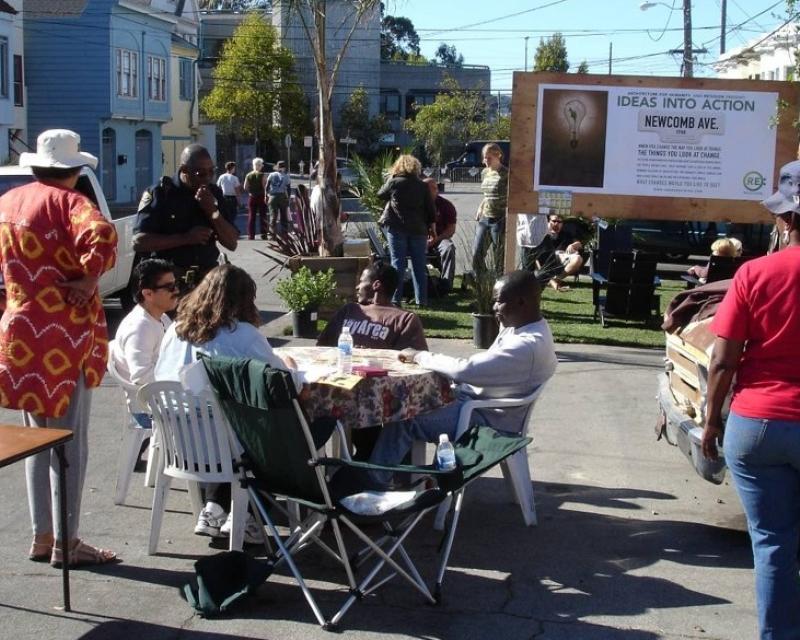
top-left (266, 160), bottom-right (291, 237)
top-left (216, 161), bottom-right (242, 225)
top-left (0, 129), bottom-right (119, 567)
top-left (243, 157), bottom-right (267, 240)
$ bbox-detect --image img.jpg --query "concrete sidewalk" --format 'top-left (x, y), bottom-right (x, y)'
top-left (0, 338), bottom-right (753, 640)
top-left (0, 240), bottom-right (756, 639)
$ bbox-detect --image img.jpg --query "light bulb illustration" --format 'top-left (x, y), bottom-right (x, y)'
top-left (563, 99), bottom-right (586, 149)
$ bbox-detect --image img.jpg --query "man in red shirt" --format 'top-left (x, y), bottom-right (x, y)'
top-left (0, 129), bottom-right (118, 567)
top-left (424, 179), bottom-right (457, 293)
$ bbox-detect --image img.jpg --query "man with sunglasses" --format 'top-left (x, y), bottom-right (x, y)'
top-left (133, 144), bottom-right (239, 291)
top-left (111, 259), bottom-right (179, 393)
top-left (545, 214), bottom-right (585, 292)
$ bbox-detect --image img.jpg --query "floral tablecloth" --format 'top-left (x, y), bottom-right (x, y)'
top-left (275, 346), bottom-right (454, 429)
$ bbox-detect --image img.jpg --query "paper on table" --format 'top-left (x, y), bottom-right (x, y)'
top-left (318, 374), bottom-right (363, 390)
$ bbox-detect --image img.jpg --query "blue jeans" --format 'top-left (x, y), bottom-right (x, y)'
top-left (385, 228), bottom-right (428, 306)
top-left (472, 215), bottom-right (505, 274)
top-left (369, 400), bottom-right (489, 484)
top-left (725, 410), bottom-right (800, 640)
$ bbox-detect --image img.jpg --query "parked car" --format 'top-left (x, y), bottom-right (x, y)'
top-left (309, 157), bottom-right (356, 194)
top-left (628, 219), bottom-right (772, 261)
top-left (0, 166), bottom-right (137, 308)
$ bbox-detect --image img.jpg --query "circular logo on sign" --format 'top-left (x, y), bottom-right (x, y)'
top-left (743, 171), bottom-right (766, 192)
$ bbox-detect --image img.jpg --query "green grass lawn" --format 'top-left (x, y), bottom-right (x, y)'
top-left (414, 277), bottom-right (684, 349)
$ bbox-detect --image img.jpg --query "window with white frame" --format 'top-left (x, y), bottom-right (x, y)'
top-left (0, 37), bottom-right (8, 99)
top-left (147, 55), bottom-right (166, 101)
top-left (179, 58), bottom-right (193, 100)
top-left (116, 48), bottom-right (138, 98)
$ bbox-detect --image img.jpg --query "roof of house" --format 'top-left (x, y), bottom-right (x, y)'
top-left (0, 1), bottom-right (18, 15)
top-left (25, 0), bottom-right (88, 17)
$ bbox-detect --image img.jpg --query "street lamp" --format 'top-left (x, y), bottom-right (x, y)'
top-left (640, 0), bottom-right (693, 78)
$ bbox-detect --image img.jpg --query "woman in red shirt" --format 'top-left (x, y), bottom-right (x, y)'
top-left (702, 161), bottom-right (800, 639)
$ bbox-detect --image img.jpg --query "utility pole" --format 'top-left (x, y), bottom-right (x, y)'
top-left (682, 0), bottom-right (693, 77)
top-left (524, 36), bottom-right (529, 72)
top-left (720, 0), bottom-right (727, 55)
top-left (608, 42), bottom-right (613, 74)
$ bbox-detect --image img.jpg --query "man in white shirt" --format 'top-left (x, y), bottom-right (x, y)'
top-left (370, 270), bottom-right (557, 469)
top-left (111, 259), bottom-right (179, 425)
top-left (216, 161), bottom-right (242, 225)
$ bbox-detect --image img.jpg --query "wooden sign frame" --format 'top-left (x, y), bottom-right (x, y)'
top-left (505, 72), bottom-right (800, 272)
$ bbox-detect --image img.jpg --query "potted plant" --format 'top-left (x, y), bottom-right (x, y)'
top-left (275, 266), bottom-right (337, 338)
top-left (469, 243), bottom-right (502, 349)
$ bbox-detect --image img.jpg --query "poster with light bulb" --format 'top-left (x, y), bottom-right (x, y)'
top-left (533, 83), bottom-right (777, 201)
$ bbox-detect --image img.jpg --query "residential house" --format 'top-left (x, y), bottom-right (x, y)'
top-left (25, 0), bottom-right (200, 206)
top-left (714, 23), bottom-right (798, 81)
top-left (162, 0), bottom-right (202, 176)
top-left (0, 1), bottom-right (25, 164)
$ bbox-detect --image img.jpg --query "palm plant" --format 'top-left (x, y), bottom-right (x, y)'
top-left (254, 188), bottom-right (320, 280)
top-left (347, 150), bottom-right (396, 223)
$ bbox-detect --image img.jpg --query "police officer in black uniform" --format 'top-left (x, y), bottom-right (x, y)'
top-left (133, 144), bottom-right (239, 291)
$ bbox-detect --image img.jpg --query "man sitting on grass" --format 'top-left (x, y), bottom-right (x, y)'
top-left (369, 270), bottom-right (557, 472)
top-left (317, 262), bottom-right (427, 351)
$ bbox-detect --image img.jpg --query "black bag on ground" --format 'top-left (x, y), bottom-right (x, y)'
top-left (180, 551), bottom-right (273, 617)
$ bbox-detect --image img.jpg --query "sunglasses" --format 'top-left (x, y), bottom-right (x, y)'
top-left (149, 281), bottom-right (179, 292)
top-left (188, 166), bottom-right (217, 178)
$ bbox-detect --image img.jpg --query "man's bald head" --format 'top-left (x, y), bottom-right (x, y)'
top-left (493, 270), bottom-right (543, 327)
top-left (178, 144), bottom-right (214, 190)
top-left (180, 144), bottom-right (212, 167)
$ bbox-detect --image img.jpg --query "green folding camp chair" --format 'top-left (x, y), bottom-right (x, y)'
top-left (202, 355), bottom-right (532, 630)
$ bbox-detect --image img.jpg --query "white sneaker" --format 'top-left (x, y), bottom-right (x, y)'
top-left (219, 511), bottom-right (264, 545)
top-left (194, 502), bottom-right (228, 538)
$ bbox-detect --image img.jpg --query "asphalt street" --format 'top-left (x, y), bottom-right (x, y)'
top-left (0, 184), bottom-right (757, 640)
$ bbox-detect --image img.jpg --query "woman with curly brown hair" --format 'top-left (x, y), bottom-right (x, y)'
top-left (154, 263), bottom-right (293, 544)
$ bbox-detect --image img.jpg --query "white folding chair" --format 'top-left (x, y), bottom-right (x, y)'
top-left (433, 384), bottom-right (547, 530)
top-left (138, 381), bottom-right (250, 554)
top-left (106, 342), bottom-right (158, 505)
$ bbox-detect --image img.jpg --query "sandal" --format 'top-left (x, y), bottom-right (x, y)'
top-left (51, 539), bottom-right (119, 568)
top-left (29, 533), bottom-right (54, 562)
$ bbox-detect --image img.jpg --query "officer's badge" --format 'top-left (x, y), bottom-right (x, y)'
top-left (138, 190), bottom-right (152, 212)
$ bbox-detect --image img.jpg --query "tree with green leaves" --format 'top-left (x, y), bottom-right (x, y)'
top-left (492, 114), bottom-right (511, 140)
top-left (405, 77), bottom-right (492, 168)
top-left (200, 14), bottom-right (307, 153)
top-left (533, 32), bottom-right (569, 72)
top-left (380, 14), bottom-right (420, 60)
top-left (287, 0), bottom-right (382, 255)
top-left (435, 43), bottom-right (464, 67)
top-left (338, 86), bottom-right (390, 158)
top-left (576, 60), bottom-right (589, 74)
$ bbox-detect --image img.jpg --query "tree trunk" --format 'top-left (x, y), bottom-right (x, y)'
top-left (314, 2), bottom-right (341, 256)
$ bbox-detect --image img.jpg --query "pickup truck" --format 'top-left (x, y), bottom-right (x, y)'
top-left (656, 315), bottom-right (728, 484)
top-left (0, 166), bottom-right (137, 309)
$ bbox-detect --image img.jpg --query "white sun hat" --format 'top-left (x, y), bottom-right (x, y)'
top-left (19, 129), bottom-right (98, 170)
top-left (762, 159), bottom-right (800, 215)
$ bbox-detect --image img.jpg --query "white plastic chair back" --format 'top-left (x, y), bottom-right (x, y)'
top-left (138, 381), bottom-right (238, 484)
top-left (107, 340), bottom-right (147, 416)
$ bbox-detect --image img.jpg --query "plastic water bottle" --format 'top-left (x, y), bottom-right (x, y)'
top-left (337, 325), bottom-right (353, 374)
top-left (436, 434), bottom-right (456, 470)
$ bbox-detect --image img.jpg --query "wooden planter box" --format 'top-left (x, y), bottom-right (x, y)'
top-left (287, 255), bottom-right (372, 320)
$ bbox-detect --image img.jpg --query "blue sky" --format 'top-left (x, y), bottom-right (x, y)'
top-left (394, 0), bottom-right (791, 92)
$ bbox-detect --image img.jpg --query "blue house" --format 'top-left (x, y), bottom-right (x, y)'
top-left (25, 0), bottom-right (184, 205)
